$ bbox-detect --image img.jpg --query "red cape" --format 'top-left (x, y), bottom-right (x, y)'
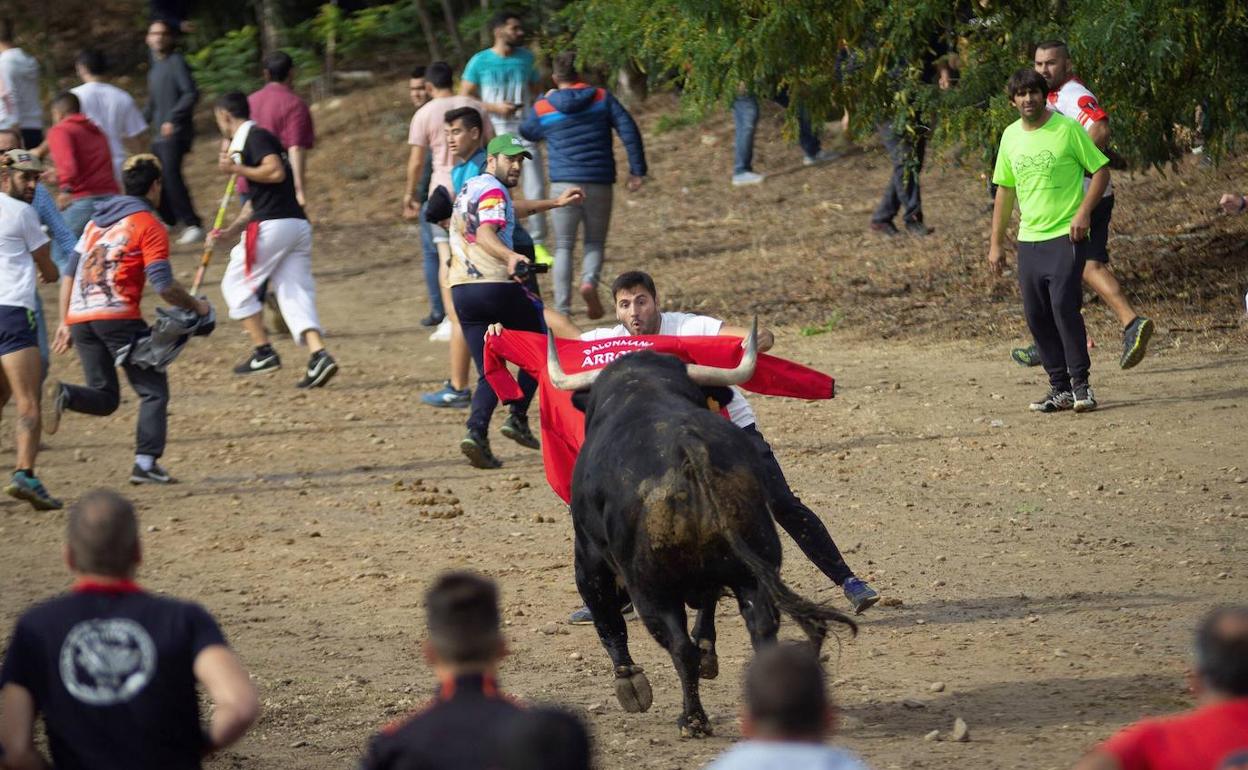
top-left (484, 330), bottom-right (835, 503)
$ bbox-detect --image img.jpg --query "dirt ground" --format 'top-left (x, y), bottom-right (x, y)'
top-left (2, 84), bottom-right (1247, 770)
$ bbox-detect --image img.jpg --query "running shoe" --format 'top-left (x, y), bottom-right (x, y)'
top-left (44, 380), bottom-right (67, 435)
top-left (1119, 316), bottom-right (1154, 370)
top-left (296, 350), bottom-right (339, 389)
top-left (233, 346), bottom-right (281, 375)
top-left (802, 149), bottom-right (842, 166)
top-left (842, 577), bottom-right (880, 614)
top-left (501, 414), bottom-right (540, 449)
top-left (429, 317), bottom-right (453, 342)
top-left (4, 471), bottom-right (62, 511)
top-left (175, 225), bottom-right (205, 246)
top-left (1029, 389), bottom-right (1074, 413)
top-left (461, 429), bottom-right (503, 469)
top-left (130, 463), bottom-right (176, 485)
top-left (731, 171), bottom-right (764, 186)
top-left (1011, 343), bottom-right (1043, 367)
top-left (1072, 384), bottom-right (1098, 413)
top-left (533, 244), bottom-right (554, 267)
top-left (421, 381), bottom-right (471, 408)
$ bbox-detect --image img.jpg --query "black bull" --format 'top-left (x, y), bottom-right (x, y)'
top-left (555, 343), bottom-right (857, 737)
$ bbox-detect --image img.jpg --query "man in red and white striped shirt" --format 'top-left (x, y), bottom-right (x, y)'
top-left (1011, 40), bottom-right (1153, 371)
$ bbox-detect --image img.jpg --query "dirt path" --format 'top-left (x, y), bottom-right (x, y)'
top-left (3, 87), bottom-right (1246, 769)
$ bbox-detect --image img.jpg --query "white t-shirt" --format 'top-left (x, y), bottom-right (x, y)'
top-left (580, 311), bottom-right (758, 428)
top-left (1047, 77), bottom-right (1113, 198)
top-left (0, 193), bottom-right (50, 310)
top-left (704, 741), bottom-right (871, 770)
top-left (72, 81), bottom-right (148, 183)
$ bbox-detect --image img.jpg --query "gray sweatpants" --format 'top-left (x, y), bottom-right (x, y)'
top-left (1018, 235), bottom-right (1090, 391)
top-left (550, 181), bottom-right (613, 316)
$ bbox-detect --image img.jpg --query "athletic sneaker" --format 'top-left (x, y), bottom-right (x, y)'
top-left (501, 414), bottom-right (540, 449)
top-left (296, 350), bottom-right (339, 389)
top-left (569, 603), bottom-right (636, 625)
top-left (1119, 316), bottom-right (1154, 370)
top-left (429, 317), bottom-right (452, 342)
top-left (534, 243), bottom-right (554, 267)
top-left (842, 577), bottom-right (880, 614)
top-left (461, 429), bottom-right (503, 469)
top-left (580, 282), bottom-right (604, 320)
top-left (175, 225), bottom-right (205, 246)
top-left (44, 380), bottom-right (67, 435)
top-left (1011, 343), bottom-right (1043, 367)
top-left (233, 346), bottom-right (281, 375)
top-left (1029, 389), bottom-right (1074, 413)
top-left (1072, 384), bottom-right (1098, 413)
top-left (731, 170), bottom-right (764, 186)
top-left (4, 471), bottom-right (62, 511)
top-left (130, 463), bottom-right (176, 485)
top-left (421, 381), bottom-right (471, 408)
top-left (802, 149), bottom-right (842, 166)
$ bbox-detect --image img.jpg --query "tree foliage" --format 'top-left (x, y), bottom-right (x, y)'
top-left (564, 0), bottom-right (1248, 168)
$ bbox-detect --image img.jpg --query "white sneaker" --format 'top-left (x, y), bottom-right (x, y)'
top-left (731, 171), bottom-right (764, 186)
top-left (803, 149), bottom-right (843, 166)
top-left (176, 225), bottom-right (205, 245)
top-left (429, 317), bottom-right (452, 342)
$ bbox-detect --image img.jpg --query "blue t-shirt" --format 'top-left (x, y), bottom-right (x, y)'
top-left (462, 48), bottom-right (539, 133)
top-left (0, 584), bottom-right (228, 770)
top-left (451, 148), bottom-right (488, 196)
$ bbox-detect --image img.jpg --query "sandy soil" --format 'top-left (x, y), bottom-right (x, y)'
top-left (2, 84), bottom-right (1246, 770)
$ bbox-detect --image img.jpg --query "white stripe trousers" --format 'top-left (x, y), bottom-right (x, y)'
top-left (220, 218), bottom-right (321, 344)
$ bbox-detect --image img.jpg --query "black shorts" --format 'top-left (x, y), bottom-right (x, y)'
top-left (0, 305), bottom-right (37, 356)
top-left (1085, 194), bottom-right (1114, 263)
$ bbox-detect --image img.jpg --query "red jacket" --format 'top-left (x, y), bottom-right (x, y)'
top-left (484, 330), bottom-right (835, 502)
top-left (47, 114), bottom-right (119, 199)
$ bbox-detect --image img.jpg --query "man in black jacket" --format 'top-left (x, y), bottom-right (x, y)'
top-left (143, 19), bottom-right (202, 244)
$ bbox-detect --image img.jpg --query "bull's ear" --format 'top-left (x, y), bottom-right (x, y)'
top-left (571, 390), bottom-right (591, 413)
top-left (702, 386), bottom-right (735, 410)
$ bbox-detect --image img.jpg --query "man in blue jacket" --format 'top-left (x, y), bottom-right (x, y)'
top-left (520, 52), bottom-right (645, 320)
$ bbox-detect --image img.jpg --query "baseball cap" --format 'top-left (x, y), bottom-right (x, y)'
top-left (1, 149), bottom-right (43, 172)
top-left (487, 133), bottom-right (532, 159)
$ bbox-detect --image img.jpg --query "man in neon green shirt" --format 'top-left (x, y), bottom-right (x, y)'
top-left (990, 69), bottom-right (1109, 413)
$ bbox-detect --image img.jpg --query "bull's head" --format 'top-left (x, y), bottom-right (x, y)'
top-left (547, 319), bottom-right (759, 391)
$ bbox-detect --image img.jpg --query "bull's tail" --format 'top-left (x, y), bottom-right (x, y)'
top-left (727, 531), bottom-right (858, 650)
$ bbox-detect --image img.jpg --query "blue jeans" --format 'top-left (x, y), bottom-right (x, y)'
top-left (732, 92), bottom-right (821, 174)
top-left (51, 195), bottom-right (108, 268)
top-left (420, 202), bottom-right (444, 318)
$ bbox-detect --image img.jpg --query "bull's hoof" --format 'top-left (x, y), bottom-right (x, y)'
top-left (678, 713), bottom-right (713, 739)
top-left (614, 665), bottom-right (653, 713)
top-left (697, 640), bottom-right (719, 680)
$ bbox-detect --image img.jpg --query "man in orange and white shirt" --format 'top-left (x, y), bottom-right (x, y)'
top-left (49, 153), bottom-right (210, 485)
top-left (1011, 41), bottom-right (1153, 371)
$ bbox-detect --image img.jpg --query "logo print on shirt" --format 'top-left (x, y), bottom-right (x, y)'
top-left (1014, 150), bottom-right (1056, 187)
top-left (59, 618), bottom-right (156, 705)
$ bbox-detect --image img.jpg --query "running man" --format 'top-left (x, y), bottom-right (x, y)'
top-left (0, 148), bottom-right (61, 510)
top-left (1012, 40), bottom-right (1153, 370)
top-left (207, 92), bottom-right (338, 388)
top-left (989, 69), bottom-right (1109, 413)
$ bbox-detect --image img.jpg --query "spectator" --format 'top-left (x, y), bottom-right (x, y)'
top-left (497, 707), bottom-right (593, 770)
top-left (704, 642), bottom-right (870, 770)
top-left (404, 61), bottom-right (492, 408)
top-left (731, 86), bottom-right (837, 186)
top-left (71, 49), bottom-right (148, 185)
top-left (0, 19), bottom-right (43, 150)
top-left (406, 64), bottom-right (443, 328)
top-left (0, 489), bottom-right (259, 768)
top-left (47, 153), bottom-right (212, 485)
top-left (461, 11), bottom-right (550, 264)
top-left (144, 19), bottom-right (202, 245)
top-left (358, 571), bottom-right (523, 770)
top-left (244, 51), bottom-right (314, 207)
top-left (45, 92), bottom-right (120, 244)
top-left (1070, 605), bottom-right (1248, 770)
top-left (520, 51), bottom-right (647, 320)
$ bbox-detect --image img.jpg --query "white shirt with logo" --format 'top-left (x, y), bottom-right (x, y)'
top-left (0, 193), bottom-right (50, 310)
top-left (1047, 77), bottom-right (1113, 198)
top-left (580, 311), bottom-right (758, 428)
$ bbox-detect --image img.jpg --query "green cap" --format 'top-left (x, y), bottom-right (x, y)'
top-left (487, 133), bottom-right (533, 159)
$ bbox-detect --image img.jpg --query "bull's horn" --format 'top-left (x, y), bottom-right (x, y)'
top-left (547, 332), bottom-right (602, 391)
top-left (686, 317), bottom-right (758, 387)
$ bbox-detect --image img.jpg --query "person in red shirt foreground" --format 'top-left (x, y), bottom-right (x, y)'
top-left (1072, 605), bottom-right (1248, 770)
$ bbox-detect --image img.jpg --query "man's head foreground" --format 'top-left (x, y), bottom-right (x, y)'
top-left (50, 91), bottom-right (81, 123)
top-left (445, 106), bottom-right (484, 158)
top-left (552, 51), bottom-right (579, 85)
top-left (123, 153), bottom-right (164, 202)
top-left (424, 571), bottom-right (504, 667)
top-left (263, 50), bottom-right (294, 84)
top-left (66, 489), bottom-right (141, 578)
top-left (486, 133), bottom-right (531, 188)
top-left (1034, 39), bottom-right (1072, 89)
top-left (213, 91), bottom-right (250, 136)
top-left (743, 642), bottom-right (831, 741)
top-left (610, 270), bottom-right (661, 335)
top-left (1007, 68), bottom-right (1050, 121)
top-left (491, 10), bottom-right (525, 47)
top-left (1194, 605), bottom-right (1248, 698)
top-left (1, 148), bottom-right (42, 202)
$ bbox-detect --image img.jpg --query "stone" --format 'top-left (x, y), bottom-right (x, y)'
top-left (924, 730), bottom-right (941, 742)
top-left (929, 682), bottom-right (945, 692)
top-left (951, 717), bottom-right (970, 742)
top-left (902, 698), bottom-right (926, 709)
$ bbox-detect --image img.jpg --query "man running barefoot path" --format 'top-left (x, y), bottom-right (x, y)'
top-left (206, 92), bottom-right (338, 389)
top-left (1012, 40), bottom-right (1153, 370)
top-left (990, 69), bottom-right (1109, 414)
top-left (0, 149), bottom-right (61, 510)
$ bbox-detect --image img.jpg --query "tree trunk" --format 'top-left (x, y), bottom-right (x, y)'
top-left (323, 0), bottom-right (338, 97)
top-left (480, 0), bottom-right (492, 46)
top-left (438, 0), bottom-right (466, 60)
top-left (256, 0), bottom-right (283, 55)
top-left (616, 61), bottom-right (648, 106)
top-left (413, 0), bottom-right (444, 61)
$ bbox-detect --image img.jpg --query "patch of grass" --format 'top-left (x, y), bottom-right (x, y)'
top-left (799, 311), bottom-right (845, 336)
top-left (654, 105), bottom-right (705, 135)
top-left (1015, 501), bottom-right (1040, 514)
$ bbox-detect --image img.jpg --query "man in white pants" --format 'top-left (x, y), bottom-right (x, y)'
top-left (206, 92), bottom-right (338, 388)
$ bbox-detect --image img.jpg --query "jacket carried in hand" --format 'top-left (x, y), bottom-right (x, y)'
top-left (519, 84), bottom-right (646, 185)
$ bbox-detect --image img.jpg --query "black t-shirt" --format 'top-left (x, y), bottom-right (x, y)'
top-left (0, 582), bottom-right (228, 770)
top-left (359, 674), bottom-right (523, 770)
top-left (242, 125), bottom-right (306, 222)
